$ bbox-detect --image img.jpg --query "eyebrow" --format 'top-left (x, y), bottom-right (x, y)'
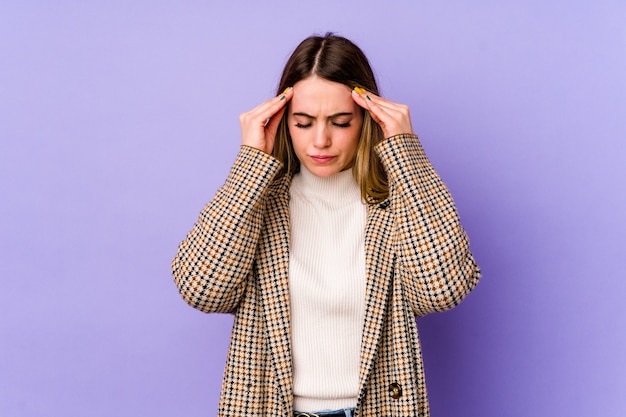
top-left (292, 111), bottom-right (354, 119)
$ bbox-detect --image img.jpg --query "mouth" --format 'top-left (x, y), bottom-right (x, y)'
top-left (310, 155), bottom-right (336, 164)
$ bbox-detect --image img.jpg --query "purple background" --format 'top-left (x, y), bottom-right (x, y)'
top-left (2, 1), bottom-right (625, 416)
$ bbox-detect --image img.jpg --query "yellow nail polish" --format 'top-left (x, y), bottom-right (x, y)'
top-left (354, 87), bottom-right (366, 94)
top-left (279, 87), bottom-right (290, 101)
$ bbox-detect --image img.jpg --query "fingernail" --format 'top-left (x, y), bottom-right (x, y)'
top-left (279, 87), bottom-right (291, 100)
top-left (366, 95), bottom-right (371, 101)
top-left (354, 87), bottom-right (366, 94)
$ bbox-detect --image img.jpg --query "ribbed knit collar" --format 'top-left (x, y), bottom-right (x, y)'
top-left (291, 165), bottom-right (361, 204)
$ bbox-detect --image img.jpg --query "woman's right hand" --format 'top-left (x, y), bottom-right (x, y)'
top-left (239, 87), bottom-right (293, 154)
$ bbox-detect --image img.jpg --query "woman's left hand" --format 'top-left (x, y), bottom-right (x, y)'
top-left (351, 88), bottom-right (414, 138)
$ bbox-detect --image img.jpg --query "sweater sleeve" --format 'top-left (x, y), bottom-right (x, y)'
top-left (172, 145), bottom-right (282, 314)
top-left (375, 134), bottom-right (481, 317)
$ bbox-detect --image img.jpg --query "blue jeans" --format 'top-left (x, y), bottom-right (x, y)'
top-left (294, 408), bottom-right (356, 417)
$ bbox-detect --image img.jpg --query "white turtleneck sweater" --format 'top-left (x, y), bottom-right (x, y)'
top-left (288, 165), bottom-right (367, 412)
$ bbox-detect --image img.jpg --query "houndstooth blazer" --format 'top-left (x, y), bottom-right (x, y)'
top-left (172, 134), bottom-right (481, 417)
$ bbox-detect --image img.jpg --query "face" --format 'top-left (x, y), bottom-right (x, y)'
top-left (288, 76), bottom-right (363, 177)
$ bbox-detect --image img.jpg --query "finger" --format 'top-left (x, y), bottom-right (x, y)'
top-left (352, 87), bottom-right (393, 114)
top-left (357, 91), bottom-right (404, 114)
top-left (265, 102), bottom-right (287, 138)
top-left (240, 88), bottom-right (293, 151)
top-left (351, 88), bottom-right (390, 125)
top-left (351, 87), bottom-right (370, 110)
top-left (368, 100), bottom-right (413, 136)
top-left (243, 87), bottom-right (293, 126)
top-left (352, 88), bottom-right (402, 112)
top-left (351, 88), bottom-right (413, 136)
top-left (264, 87), bottom-right (292, 132)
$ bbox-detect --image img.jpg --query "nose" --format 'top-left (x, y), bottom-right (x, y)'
top-left (312, 126), bottom-right (331, 149)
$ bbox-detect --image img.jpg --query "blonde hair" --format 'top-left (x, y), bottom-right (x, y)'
top-left (272, 33), bottom-right (388, 204)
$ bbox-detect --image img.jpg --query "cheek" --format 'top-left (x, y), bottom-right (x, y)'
top-left (288, 127), bottom-right (307, 157)
top-left (346, 125), bottom-right (362, 153)
top-left (288, 127), bottom-right (300, 143)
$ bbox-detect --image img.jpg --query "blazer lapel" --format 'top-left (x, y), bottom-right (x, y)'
top-left (257, 177), bottom-right (294, 411)
top-left (358, 200), bottom-right (395, 394)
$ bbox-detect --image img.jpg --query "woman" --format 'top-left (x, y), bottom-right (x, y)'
top-left (172, 33), bottom-right (480, 417)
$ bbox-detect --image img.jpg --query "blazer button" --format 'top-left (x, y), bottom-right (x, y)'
top-left (389, 382), bottom-right (402, 399)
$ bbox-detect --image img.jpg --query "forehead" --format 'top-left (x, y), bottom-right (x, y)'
top-left (290, 76), bottom-right (357, 114)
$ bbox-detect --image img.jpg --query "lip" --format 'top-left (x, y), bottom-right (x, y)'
top-left (310, 155), bottom-right (336, 163)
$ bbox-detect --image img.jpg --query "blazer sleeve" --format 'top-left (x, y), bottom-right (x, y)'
top-left (172, 145), bottom-right (282, 314)
top-left (375, 134), bottom-right (481, 317)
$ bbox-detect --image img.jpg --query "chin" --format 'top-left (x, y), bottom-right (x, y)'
top-left (307, 166), bottom-right (341, 178)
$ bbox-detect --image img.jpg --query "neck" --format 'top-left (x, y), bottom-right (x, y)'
top-left (293, 165), bottom-right (361, 203)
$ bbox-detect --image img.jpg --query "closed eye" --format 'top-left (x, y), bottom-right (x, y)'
top-left (333, 122), bottom-right (351, 128)
top-left (295, 122), bottom-right (312, 129)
